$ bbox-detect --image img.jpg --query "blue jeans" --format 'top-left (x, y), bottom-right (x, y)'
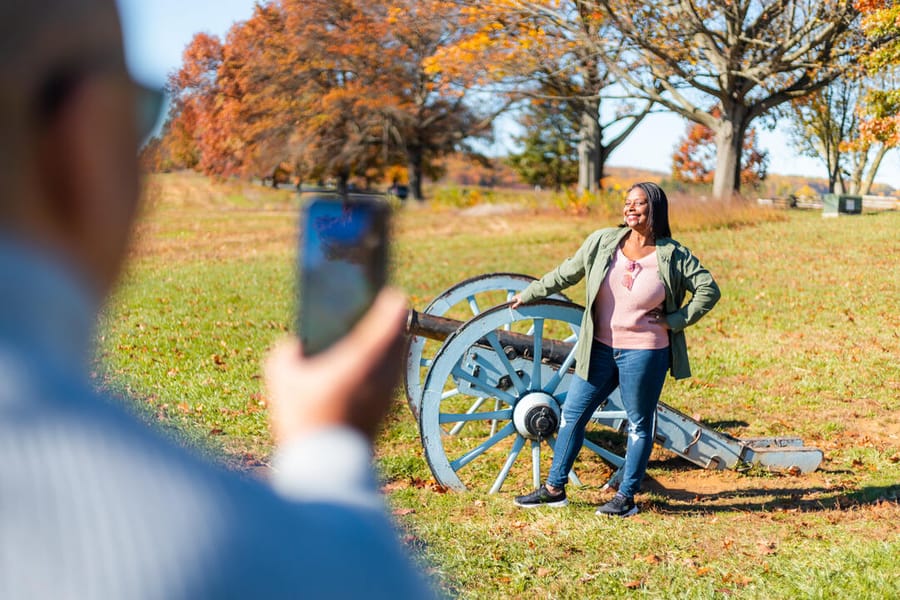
top-left (546, 340), bottom-right (669, 499)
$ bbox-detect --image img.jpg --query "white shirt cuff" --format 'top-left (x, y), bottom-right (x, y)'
top-left (269, 427), bottom-right (383, 511)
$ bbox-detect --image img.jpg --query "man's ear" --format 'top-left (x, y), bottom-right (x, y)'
top-left (32, 76), bottom-right (140, 294)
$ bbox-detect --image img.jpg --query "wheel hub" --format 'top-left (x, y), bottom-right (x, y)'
top-left (513, 392), bottom-right (561, 440)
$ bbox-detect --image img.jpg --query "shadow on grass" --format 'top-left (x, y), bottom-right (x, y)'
top-left (642, 463), bottom-right (899, 514)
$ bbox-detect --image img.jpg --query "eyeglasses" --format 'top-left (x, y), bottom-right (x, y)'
top-left (623, 200), bottom-right (648, 209)
top-left (622, 260), bottom-right (642, 290)
top-left (35, 57), bottom-right (165, 144)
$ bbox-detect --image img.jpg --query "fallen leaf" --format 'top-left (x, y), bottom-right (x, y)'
top-left (392, 508), bottom-right (416, 516)
top-left (723, 572), bottom-right (752, 586)
top-left (756, 539), bottom-right (776, 555)
top-left (623, 579), bottom-right (643, 589)
top-left (695, 567), bottom-right (711, 576)
top-left (536, 567), bottom-right (552, 578)
top-left (429, 483), bottom-right (448, 494)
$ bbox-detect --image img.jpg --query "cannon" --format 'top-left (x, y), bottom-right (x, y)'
top-left (405, 273), bottom-right (823, 494)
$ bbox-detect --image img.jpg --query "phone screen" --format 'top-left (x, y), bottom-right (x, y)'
top-left (297, 194), bottom-right (389, 355)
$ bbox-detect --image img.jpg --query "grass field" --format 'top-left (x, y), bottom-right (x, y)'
top-left (99, 172), bottom-right (899, 598)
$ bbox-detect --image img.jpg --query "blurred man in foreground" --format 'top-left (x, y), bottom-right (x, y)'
top-left (0, 1), bottom-right (432, 597)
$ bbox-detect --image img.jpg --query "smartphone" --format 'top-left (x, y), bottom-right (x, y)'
top-left (297, 194), bottom-right (390, 355)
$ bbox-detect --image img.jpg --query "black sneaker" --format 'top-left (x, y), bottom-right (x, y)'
top-left (514, 485), bottom-right (568, 508)
top-left (595, 493), bottom-right (639, 517)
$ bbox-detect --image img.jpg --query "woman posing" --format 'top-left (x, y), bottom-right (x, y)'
top-left (511, 182), bottom-right (720, 517)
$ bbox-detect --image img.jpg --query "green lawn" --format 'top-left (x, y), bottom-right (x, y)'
top-left (99, 174), bottom-right (899, 598)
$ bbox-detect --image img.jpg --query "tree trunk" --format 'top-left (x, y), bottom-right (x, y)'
top-left (821, 139), bottom-right (840, 193)
top-left (712, 120), bottom-right (742, 199)
top-left (846, 159), bottom-right (864, 195)
top-left (577, 110), bottom-right (601, 193)
top-left (860, 145), bottom-right (889, 196)
top-left (336, 171), bottom-right (349, 194)
top-left (407, 148), bottom-right (424, 202)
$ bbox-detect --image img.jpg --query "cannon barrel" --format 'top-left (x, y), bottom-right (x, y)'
top-left (407, 308), bottom-right (576, 367)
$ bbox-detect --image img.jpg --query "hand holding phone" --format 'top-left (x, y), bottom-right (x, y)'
top-left (297, 194), bottom-right (390, 355)
top-left (267, 288), bottom-right (408, 442)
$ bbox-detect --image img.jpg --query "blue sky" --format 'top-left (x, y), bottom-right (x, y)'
top-left (116, 0), bottom-right (900, 189)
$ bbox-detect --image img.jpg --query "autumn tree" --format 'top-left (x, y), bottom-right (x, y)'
top-left (855, 1), bottom-right (900, 174)
top-left (216, 3), bottom-right (304, 184)
top-left (672, 109), bottom-right (768, 187)
top-left (163, 32), bottom-right (224, 171)
top-left (160, 0), bottom-right (493, 199)
top-left (787, 71), bottom-right (898, 194)
top-left (595, 0), bottom-right (869, 198)
top-left (429, 1), bottom-right (652, 192)
top-left (380, 1), bottom-right (500, 199)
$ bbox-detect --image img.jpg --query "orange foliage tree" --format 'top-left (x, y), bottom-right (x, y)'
top-left (855, 1), bottom-right (900, 166)
top-left (158, 0), bottom-right (493, 200)
top-left (672, 109), bottom-right (768, 188)
top-left (164, 32), bottom-right (224, 171)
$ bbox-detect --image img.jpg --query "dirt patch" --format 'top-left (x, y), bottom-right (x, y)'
top-left (633, 452), bottom-right (899, 518)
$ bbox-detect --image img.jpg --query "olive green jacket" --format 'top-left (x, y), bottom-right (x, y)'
top-left (519, 227), bottom-right (720, 380)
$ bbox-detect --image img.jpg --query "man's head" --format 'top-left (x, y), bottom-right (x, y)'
top-left (0, 0), bottom-right (148, 297)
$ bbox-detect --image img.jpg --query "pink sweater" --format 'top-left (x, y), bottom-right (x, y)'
top-left (592, 248), bottom-right (669, 349)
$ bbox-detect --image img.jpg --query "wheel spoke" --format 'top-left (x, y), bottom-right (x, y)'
top-left (530, 318), bottom-right (544, 390)
top-left (440, 388), bottom-right (460, 400)
top-left (446, 395), bottom-right (486, 435)
top-left (440, 408), bottom-right (512, 425)
top-left (467, 294), bottom-right (480, 316)
top-left (489, 434), bottom-right (526, 494)
top-left (490, 398), bottom-right (500, 436)
top-left (450, 364), bottom-right (518, 405)
top-left (543, 343), bottom-right (578, 394)
top-left (484, 330), bottom-right (527, 395)
top-left (450, 422), bottom-right (516, 472)
top-left (531, 440), bottom-right (541, 489)
top-left (504, 290), bottom-right (517, 331)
